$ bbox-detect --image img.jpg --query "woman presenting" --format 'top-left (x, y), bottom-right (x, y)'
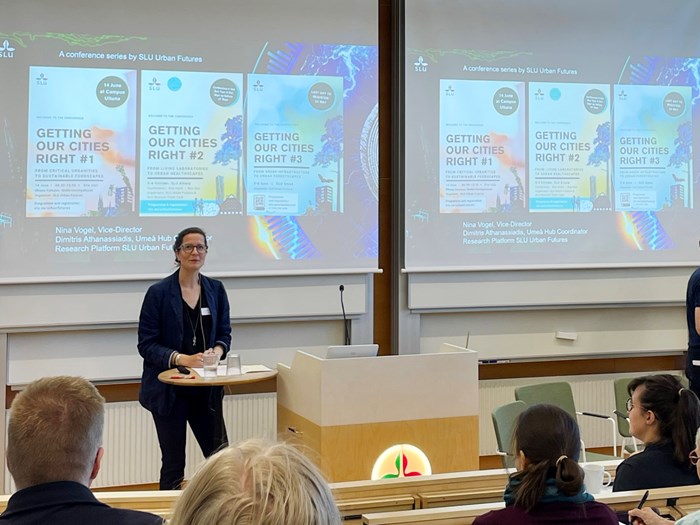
top-left (138, 226), bottom-right (231, 490)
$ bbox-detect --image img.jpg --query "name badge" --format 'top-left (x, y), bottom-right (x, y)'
top-left (201, 307), bottom-right (211, 316)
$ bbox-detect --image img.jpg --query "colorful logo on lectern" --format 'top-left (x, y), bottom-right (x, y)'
top-left (371, 444), bottom-right (432, 480)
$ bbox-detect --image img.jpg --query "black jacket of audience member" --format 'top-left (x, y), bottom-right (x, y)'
top-left (0, 481), bottom-right (162, 525)
top-left (613, 441), bottom-right (698, 492)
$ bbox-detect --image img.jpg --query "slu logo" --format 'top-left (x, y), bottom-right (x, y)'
top-left (148, 77), bottom-right (161, 91)
top-left (253, 79), bottom-right (264, 92)
top-left (0, 40), bottom-right (15, 59)
top-left (35, 73), bottom-right (48, 86)
top-left (414, 56), bottom-right (428, 72)
top-left (371, 444), bottom-right (432, 480)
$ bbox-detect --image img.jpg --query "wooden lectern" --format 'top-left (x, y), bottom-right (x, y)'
top-left (277, 344), bottom-right (479, 482)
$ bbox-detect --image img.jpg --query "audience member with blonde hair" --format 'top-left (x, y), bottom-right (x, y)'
top-left (169, 439), bottom-right (340, 525)
top-left (0, 375), bottom-right (162, 524)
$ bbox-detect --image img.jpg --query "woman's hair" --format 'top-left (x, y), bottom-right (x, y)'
top-left (628, 374), bottom-right (700, 466)
top-left (509, 404), bottom-right (584, 512)
top-left (172, 226), bottom-right (207, 265)
top-left (169, 439), bottom-right (341, 525)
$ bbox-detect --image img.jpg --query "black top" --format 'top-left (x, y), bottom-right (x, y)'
top-left (0, 481), bottom-right (162, 525)
top-left (181, 290), bottom-right (212, 354)
top-left (613, 441), bottom-right (698, 492)
top-left (687, 267), bottom-right (700, 353)
top-left (137, 270), bottom-right (231, 416)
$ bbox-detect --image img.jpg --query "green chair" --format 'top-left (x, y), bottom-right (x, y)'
top-left (514, 381), bottom-right (618, 461)
top-left (613, 377), bottom-right (639, 457)
top-left (491, 401), bottom-right (527, 469)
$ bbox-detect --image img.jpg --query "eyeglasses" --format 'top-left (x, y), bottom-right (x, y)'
top-left (178, 244), bottom-right (208, 254)
top-left (625, 398), bottom-right (647, 413)
top-left (690, 450), bottom-right (699, 466)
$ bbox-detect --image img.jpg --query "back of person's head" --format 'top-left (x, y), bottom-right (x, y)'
top-left (7, 375), bottom-right (105, 489)
top-left (169, 439), bottom-right (340, 525)
top-left (509, 404), bottom-right (584, 512)
top-left (628, 374), bottom-right (700, 465)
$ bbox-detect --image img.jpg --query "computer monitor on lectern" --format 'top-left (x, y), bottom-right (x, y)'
top-left (323, 343), bottom-right (378, 359)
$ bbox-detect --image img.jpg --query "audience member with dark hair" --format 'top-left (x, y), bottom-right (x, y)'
top-left (169, 439), bottom-right (340, 525)
top-left (473, 404), bottom-right (618, 524)
top-left (628, 428), bottom-right (700, 524)
top-left (613, 374), bottom-right (700, 492)
top-left (0, 376), bottom-right (162, 525)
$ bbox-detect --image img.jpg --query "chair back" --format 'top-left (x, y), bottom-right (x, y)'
top-left (491, 401), bottom-right (527, 468)
top-left (514, 382), bottom-right (576, 418)
top-left (613, 377), bottom-right (632, 437)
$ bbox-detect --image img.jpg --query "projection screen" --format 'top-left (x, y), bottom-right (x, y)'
top-left (0, 0), bottom-right (378, 282)
top-left (404, 0), bottom-right (700, 271)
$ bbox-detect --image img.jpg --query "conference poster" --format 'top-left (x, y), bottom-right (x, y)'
top-left (26, 66), bottom-right (137, 218)
top-left (438, 79), bottom-right (526, 214)
top-left (246, 74), bottom-right (344, 216)
top-left (528, 82), bottom-right (611, 213)
top-left (139, 70), bottom-right (244, 217)
top-left (613, 84), bottom-right (693, 212)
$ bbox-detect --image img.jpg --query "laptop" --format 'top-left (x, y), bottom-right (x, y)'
top-left (323, 344), bottom-right (379, 359)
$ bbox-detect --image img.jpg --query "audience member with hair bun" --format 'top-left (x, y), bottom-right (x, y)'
top-left (613, 374), bottom-right (700, 492)
top-left (168, 439), bottom-right (341, 525)
top-left (473, 404), bottom-right (618, 524)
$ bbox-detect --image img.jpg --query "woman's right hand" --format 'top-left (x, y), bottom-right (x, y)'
top-left (178, 353), bottom-right (204, 368)
top-left (628, 508), bottom-right (673, 525)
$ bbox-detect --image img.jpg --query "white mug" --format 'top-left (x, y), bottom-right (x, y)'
top-left (582, 463), bottom-right (612, 493)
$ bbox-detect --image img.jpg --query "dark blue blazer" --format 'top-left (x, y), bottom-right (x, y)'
top-left (0, 481), bottom-right (163, 525)
top-left (138, 270), bottom-right (231, 416)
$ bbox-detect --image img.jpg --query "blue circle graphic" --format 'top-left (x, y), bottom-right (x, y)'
top-left (549, 88), bottom-right (561, 101)
top-left (168, 77), bottom-right (182, 91)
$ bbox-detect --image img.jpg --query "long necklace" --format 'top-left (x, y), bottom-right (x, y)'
top-left (186, 291), bottom-right (203, 348)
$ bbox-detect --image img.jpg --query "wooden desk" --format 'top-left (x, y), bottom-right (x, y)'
top-left (158, 367), bottom-right (277, 387)
top-left (330, 460), bottom-right (620, 509)
top-left (362, 485), bottom-right (700, 525)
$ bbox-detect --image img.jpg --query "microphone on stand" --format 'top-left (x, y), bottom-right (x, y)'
top-left (339, 284), bottom-right (350, 345)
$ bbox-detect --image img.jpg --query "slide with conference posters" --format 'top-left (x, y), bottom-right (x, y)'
top-left (613, 84), bottom-right (693, 212)
top-left (439, 79), bottom-right (526, 213)
top-left (246, 74), bottom-right (344, 216)
top-left (139, 70), bottom-right (244, 217)
top-left (0, 1), bottom-right (379, 282)
top-left (26, 66), bottom-right (137, 218)
top-left (528, 82), bottom-right (611, 213)
top-left (404, 0), bottom-right (700, 270)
